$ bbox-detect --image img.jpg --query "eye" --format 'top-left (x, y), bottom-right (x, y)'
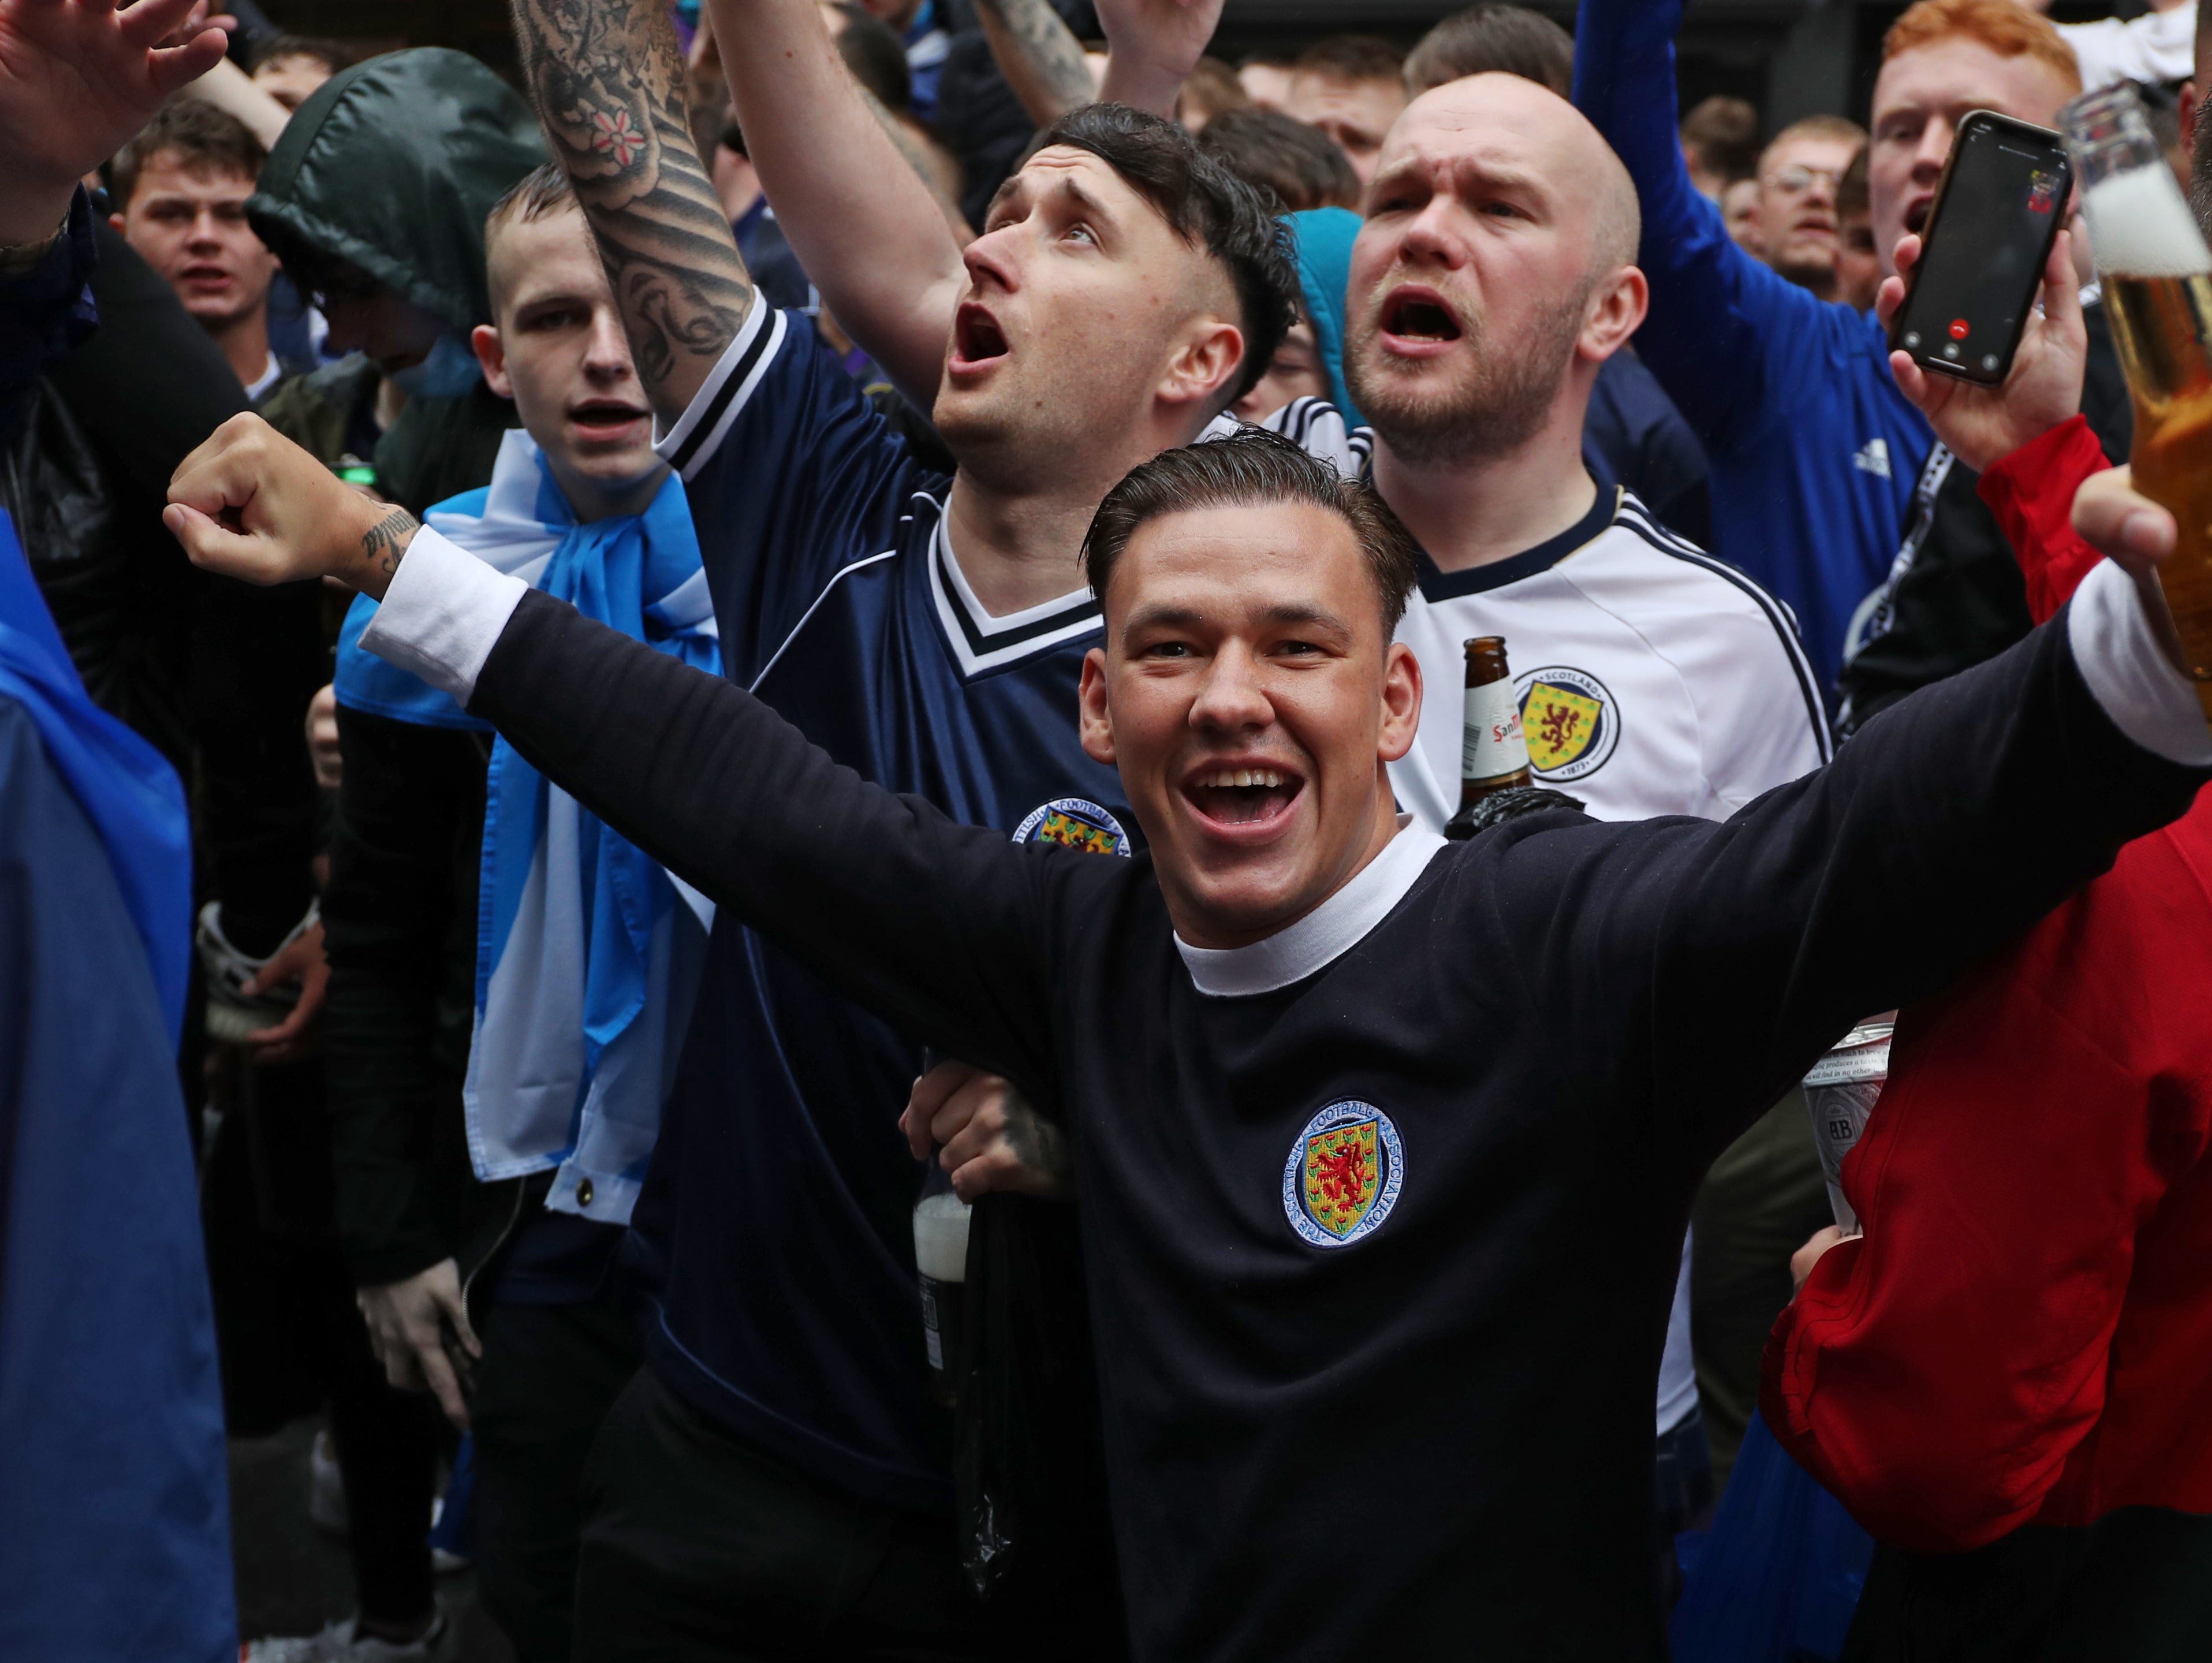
top-left (1480, 199), bottom-right (1522, 220)
top-left (1140, 639), bottom-right (1193, 659)
top-left (1064, 222), bottom-right (1098, 247)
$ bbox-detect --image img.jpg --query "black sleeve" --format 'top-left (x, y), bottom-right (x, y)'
top-left (0, 187), bottom-right (97, 427)
top-left (468, 590), bottom-right (1077, 1101)
top-left (1485, 610), bottom-right (2209, 1172)
top-left (323, 706), bottom-right (487, 1287)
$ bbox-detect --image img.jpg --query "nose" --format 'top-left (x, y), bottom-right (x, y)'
top-left (187, 208), bottom-right (223, 247)
top-left (581, 304), bottom-right (632, 380)
top-left (961, 222), bottom-right (1020, 296)
top-left (1396, 197), bottom-right (1468, 271)
top-left (1915, 117), bottom-right (1954, 176)
top-left (1188, 642), bottom-right (1274, 737)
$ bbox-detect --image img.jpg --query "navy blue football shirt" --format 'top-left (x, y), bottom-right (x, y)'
top-left (633, 297), bottom-right (1137, 1508)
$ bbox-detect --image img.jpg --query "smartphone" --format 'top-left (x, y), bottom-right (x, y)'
top-left (1889, 110), bottom-right (2073, 387)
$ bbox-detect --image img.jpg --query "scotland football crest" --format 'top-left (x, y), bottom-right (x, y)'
top-left (1013, 796), bottom-right (1131, 856)
top-left (1282, 1101), bottom-right (1404, 1248)
top-left (1515, 666), bottom-right (1620, 782)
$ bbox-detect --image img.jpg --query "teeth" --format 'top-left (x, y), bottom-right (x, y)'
top-left (1199, 769), bottom-right (1283, 788)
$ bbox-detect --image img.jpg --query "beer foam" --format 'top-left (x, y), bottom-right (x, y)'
top-left (2084, 166), bottom-right (2212, 278)
top-left (913, 1191), bottom-right (972, 1282)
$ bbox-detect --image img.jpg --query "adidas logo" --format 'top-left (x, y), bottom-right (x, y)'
top-left (1852, 438), bottom-right (1892, 479)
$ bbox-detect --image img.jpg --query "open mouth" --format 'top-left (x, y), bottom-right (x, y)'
top-left (953, 303), bottom-right (1009, 369)
top-left (1183, 765), bottom-right (1304, 830)
top-left (1381, 289), bottom-right (1463, 344)
top-left (569, 398), bottom-right (648, 437)
top-left (1904, 197), bottom-right (1933, 236)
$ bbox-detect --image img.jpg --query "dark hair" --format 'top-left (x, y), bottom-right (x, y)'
top-left (1196, 107), bottom-right (1360, 213)
top-left (248, 34), bottom-right (353, 76)
top-left (1837, 143), bottom-right (1870, 220)
top-left (112, 98), bottom-right (267, 208)
top-left (1083, 429), bottom-right (1420, 633)
top-left (1293, 35), bottom-right (1407, 86)
top-left (1028, 103), bottom-right (1300, 407)
top-left (486, 162), bottom-right (577, 240)
top-left (1679, 95), bottom-right (1761, 185)
top-left (1405, 5), bottom-right (1573, 97)
top-left (829, 3), bottom-right (913, 113)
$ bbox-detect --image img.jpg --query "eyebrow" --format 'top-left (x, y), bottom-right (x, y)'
top-left (1119, 599), bottom-right (1355, 636)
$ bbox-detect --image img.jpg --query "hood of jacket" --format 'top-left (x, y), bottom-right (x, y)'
top-left (247, 49), bottom-right (546, 336)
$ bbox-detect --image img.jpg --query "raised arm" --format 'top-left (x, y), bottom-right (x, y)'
top-left (508, 0), bottom-right (752, 423)
top-left (1571, 0), bottom-right (1834, 454)
top-left (709, 0), bottom-right (967, 406)
top-left (973, 0), bottom-right (1096, 128)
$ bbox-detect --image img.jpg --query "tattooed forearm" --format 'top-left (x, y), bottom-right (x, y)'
top-left (361, 505), bottom-right (419, 580)
top-left (975, 0), bottom-right (1095, 126)
top-left (1001, 1087), bottom-right (1073, 1195)
top-left (508, 0), bottom-right (752, 418)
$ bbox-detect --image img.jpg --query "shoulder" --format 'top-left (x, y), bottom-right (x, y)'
top-left (1567, 498), bottom-right (1831, 750)
top-left (1251, 398), bottom-right (1372, 481)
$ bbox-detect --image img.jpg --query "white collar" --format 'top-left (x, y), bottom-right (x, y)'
top-left (245, 350), bottom-right (283, 401)
top-left (1174, 820), bottom-right (1448, 998)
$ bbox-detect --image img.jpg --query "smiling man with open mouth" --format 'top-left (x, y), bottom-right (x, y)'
top-left (174, 409), bottom-right (2212, 1660)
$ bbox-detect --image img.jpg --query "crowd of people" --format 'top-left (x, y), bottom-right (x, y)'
top-left (3, 0), bottom-right (2211, 1660)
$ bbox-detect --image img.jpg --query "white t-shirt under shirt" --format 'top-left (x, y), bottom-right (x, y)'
top-left (1252, 397), bottom-right (1834, 1434)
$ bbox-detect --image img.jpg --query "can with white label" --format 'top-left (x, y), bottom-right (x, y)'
top-left (1801, 1013), bottom-right (1897, 1234)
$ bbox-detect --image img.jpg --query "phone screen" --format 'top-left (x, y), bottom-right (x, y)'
top-left (1894, 118), bottom-right (2069, 383)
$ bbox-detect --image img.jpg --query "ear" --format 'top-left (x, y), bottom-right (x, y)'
top-left (1577, 264), bottom-right (1648, 365)
top-left (1158, 318), bottom-right (1247, 416)
top-left (1079, 644), bottom-right (1117, 766)
top-left (471, 323), bottom-right (514, 401)
top-left (108, 211), bottom-right (127, 233)
top-left (1378, 639), bottom-right (1421, 765)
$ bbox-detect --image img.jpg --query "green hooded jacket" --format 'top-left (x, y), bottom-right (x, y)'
top-left (248, 49), bottom-right (547, 513)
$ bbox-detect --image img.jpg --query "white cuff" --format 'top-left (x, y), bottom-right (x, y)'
top-left (358, 524), bottom-right (528, 710)
top-left (2066, 557), bottom-right (2212, 767)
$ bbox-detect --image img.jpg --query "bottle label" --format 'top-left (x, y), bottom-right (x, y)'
top-left (1463, 680), bottom-right (1530, 780)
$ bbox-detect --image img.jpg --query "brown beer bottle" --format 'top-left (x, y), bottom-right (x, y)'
top-left (1444, 636), bottom-right (1531, 840)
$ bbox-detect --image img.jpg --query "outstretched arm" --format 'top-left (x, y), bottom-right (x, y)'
top-left (974, 0), bottom-right (1096, 128)
top-left (710, 0), bottom-right (965, 407)
top-left (508, 0), bottom-right (752, 424)
top-left (167, 417), bottom-right (1074, 1100)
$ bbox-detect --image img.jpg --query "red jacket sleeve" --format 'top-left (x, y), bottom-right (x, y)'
top-left (1977, 414), bottom-right (2113, 624)
top-left (1760, 828), bottom-right (2204, 1551)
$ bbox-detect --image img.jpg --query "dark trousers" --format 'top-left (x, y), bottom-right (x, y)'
top-left (202, 1057), bottom-right (441, 1627)
top-left (573, 1367), bottom-right (979, 1663)
top-left (471, 1294), bottom-right (644, 1663)
top-left (1690, 1088), bottom-right (1833, 1489)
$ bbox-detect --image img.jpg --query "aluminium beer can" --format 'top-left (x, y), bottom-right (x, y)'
top-left (1801, 1014), bottom-right (1897, 1235)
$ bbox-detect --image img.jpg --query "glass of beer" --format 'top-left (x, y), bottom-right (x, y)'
top-left (2063, 84), bottom-right (2212, 724)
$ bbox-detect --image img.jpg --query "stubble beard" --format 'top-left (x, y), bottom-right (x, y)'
top-left (1345, 282), bottom-right (1588, 469)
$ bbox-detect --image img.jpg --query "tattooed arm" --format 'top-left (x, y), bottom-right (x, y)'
top-left (708, 0), bottom-right (965, 409)
top-left (975, 0), bottom-right (1095, 128)
top-left (508, 0), bottom-right (752, 424)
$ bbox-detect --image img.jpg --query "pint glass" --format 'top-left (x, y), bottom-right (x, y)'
top-left (2064, 84), bottom-right (2212, 722)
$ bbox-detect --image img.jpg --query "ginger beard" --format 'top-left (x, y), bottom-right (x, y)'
top-left (1342, 266), bottom-right (1591, 468)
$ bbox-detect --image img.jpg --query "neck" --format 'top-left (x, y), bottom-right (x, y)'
top-left (1370, 386), bottom-right (1598, 573)
top-left (942, 412), bottom-right (1204, 614)
top-left (546, 454), bottom-right (670, 523)
top-left (211, 305), bottom-right (271, 394)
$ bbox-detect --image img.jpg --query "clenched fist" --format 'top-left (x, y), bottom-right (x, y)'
top-left (165, 413), bottom-right (420, 599)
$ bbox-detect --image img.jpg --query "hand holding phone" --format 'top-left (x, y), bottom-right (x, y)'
top-left (1877, 226), bottom-right (2090, 472)
top-left (1889, 110), bottom-right (2073, 388)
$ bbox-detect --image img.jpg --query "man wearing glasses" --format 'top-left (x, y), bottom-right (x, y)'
top-left (1747, 116), bottom-right (1865, 303)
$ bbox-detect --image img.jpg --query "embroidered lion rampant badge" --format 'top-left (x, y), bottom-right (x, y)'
top-left (1282, 1101), bottom-right (1405, 1248)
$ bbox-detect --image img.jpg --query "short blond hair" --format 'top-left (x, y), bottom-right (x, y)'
top-left (1882, 0), bottom-right (2081, 96)
top-left (1760, 114), bottom-right (1867, 177)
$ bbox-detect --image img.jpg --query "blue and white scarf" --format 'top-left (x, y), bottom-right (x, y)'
top-left (333, 431), bottom-right (718, 1224)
